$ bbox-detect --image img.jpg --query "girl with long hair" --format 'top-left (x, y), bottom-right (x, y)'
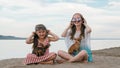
top-left (24, 24), bottom-right (59, 65)
top-left (58, 13), bottom-right (93, 63)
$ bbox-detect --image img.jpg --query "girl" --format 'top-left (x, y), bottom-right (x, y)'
top-left (58, 13), bottom-right (93, 63)
top-left (24, 24), bottom-right (59, 65)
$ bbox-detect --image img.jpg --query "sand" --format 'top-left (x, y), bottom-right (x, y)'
top-left (0, 47), bottom-right (120, 68)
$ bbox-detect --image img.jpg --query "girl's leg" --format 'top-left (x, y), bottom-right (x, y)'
top-left (82, 54), bottom-right (88, 63)
top-left (39, 52), bottom-right (57, 64)
top-left (58, 50), bottom-right (73, 60)
top-left (46, 52), bottom-right (57, 61)
top-left (69, 50), bottom-right (88, 62)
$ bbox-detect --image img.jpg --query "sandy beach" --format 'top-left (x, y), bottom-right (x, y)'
top-left (0, 47), bottom-right (120, 68)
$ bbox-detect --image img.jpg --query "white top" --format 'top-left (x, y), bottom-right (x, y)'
top-left (64, 29), bottom-right (93, 62)
top-left (65, 29), bottom-right (91, 50)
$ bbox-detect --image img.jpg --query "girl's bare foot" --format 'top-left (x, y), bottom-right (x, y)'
top-left (83, 60), bottom-right (88, 63)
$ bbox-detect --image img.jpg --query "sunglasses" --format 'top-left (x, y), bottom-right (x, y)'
top-left (71, 18), bottom-right (82, 23)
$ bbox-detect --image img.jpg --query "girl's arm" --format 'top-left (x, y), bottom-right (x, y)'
top-left (61, 27), bottom-right (69, 37)
top-left (61, 23), bottom-right (72, 37)
top-left (26, 32), bottom-right (34, 44)
top-left (83, 23), bottom-right (92, 33)
top-left (48, 30), bottom-right (59, 42)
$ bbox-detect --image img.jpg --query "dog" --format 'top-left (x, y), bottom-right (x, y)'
top-left (68, 38), bottom-right (81, 55)
top-left (32, 43), bottom-right (50, 57)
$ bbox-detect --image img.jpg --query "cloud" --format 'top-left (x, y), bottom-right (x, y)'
top-left (0, 0), bottom-right (120, 38)
top-left (0, 0), bottom-right (40, 8)
top-left (104, 1), bottom-right (120, 10)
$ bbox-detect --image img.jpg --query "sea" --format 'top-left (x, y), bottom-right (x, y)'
top-left (0, 39), bottom-right (120, 60)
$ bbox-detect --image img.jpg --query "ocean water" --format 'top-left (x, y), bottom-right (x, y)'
top-left (0, 40), bottom-right (120, 60)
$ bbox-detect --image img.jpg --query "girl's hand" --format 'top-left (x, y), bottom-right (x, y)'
top-left (32, 32), bottom-right (35, 36)
top-left (83, 20), bottom-right (87, 26)
top-left (68, 22), bottom-right (73, 29)
top-left (26, 32), bottom-right (35, 44)
top-left (47, 30), bottom-right (59, 41)
top-left (82, 21), bottom-right (92, 33)
top-left (47, 30), bottom-right (50, 35)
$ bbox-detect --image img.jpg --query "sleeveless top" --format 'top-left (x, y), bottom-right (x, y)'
top-left (65, 29), bottom-right (93, 62)
top-left (37, 38), bottom-right (50, 55)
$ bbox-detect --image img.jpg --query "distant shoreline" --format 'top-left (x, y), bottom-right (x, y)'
top-left (0, 35), bottom-right (26, 40)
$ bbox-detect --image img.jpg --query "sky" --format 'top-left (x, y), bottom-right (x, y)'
top-left (0, 0), bottom-right (120, 38)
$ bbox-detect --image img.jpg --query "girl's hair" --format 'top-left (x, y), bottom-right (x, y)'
top-left (70, 13), bottom-right (86, 40)
top-left (33, 24), bottom-right (48, 49)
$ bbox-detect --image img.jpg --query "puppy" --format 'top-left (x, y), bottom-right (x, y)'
top-left (68, 38), bottom-right (81, 55)
top-left (32, 43), bottom-right (50, 56)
